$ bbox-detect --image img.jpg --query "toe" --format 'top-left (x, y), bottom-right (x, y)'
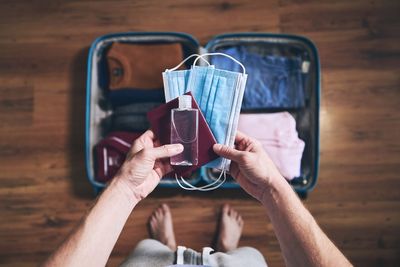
top-left (161, 203), bottom-right (170, 212)
top-left (231, 208), bottom-right (237, 218)
top-left (155, 209), bottom-right (163, 219)
top-left (238, 215), bottom-right (244, 227)
top-left (235, 212), bottom-right (241, 221)
top-left (149, 220), bottom-right (156, 235)
top-left (149, 213), bottom-right (156, 223)
top-left (222, 204), bottom-right (229, 214)
top-left (162, 204), bottom-right (171, 217)
top-left (158, 205), bottom-right (164, 212)
top-left (227, 206), bottom-right (233, 216)
top-left (153, 207), bottom-right (160, 216)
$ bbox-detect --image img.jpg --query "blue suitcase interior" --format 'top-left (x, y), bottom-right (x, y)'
top-left (85, 32), bottom-right (320, 196)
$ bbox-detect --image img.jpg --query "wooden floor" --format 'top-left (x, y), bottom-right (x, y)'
top-left (0, 0), bottom-right (399, 266)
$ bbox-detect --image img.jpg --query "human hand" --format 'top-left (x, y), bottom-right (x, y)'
top-left (213, 131), bottom-right (284, 202)
top-left (115, 130), bottom-right (183, 202)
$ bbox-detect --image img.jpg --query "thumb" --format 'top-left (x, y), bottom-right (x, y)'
top-left (213, 144), bottom-right (243, 162)
top-left (150, 144), bottom-right (184, 159)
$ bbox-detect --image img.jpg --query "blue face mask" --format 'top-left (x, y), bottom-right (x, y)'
top-left (163, 53), bottom-right (247, 189)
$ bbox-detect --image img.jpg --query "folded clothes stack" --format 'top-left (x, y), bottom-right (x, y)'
top-left (212, 46), bottom-right (307, 110)
top-left (112, 102), bottom-right (162, 132)
top-left (107, 42), bottom-right (186, 90)
top-left (94, 42), bottom-right (307, 184)
top-left (106, 42), bottom-right (186, 106)
top-left (238, 112), bottom-right (305, 180)
top-left (93, 42), bottom-right (187, 183)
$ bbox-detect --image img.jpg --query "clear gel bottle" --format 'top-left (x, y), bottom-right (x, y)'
top-left (170, 95), bottom-right (198, 166)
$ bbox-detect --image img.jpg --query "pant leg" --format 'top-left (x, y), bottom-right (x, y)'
top-left (120, 239), bottom-right (175, 267)
top-left (209, 246), bottom-right (268, 267)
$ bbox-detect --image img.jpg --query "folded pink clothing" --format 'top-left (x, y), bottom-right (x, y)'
top-left (238, 112), bottom-right (305, 180)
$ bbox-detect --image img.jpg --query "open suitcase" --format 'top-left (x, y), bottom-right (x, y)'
top-left (85, 32), bottom-right (320, 197)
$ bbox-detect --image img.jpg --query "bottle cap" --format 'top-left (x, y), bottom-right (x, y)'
top-left (178, 95), bottom-right (192, 109)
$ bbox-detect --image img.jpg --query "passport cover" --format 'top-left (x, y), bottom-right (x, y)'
top-left (147, 92), bottom-right (218, 176)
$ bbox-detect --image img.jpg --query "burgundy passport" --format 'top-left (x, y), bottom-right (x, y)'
top-left (147, 92), bottom-right (218, 176)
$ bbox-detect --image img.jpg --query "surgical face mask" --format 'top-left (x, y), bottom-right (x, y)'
top-left (163, 53), bottom-right (247, 191)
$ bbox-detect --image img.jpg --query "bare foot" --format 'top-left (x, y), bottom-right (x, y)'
top-left (149, 204), bottom-right (177, 250)
top-left (216, 204), bottom-right (244, 252)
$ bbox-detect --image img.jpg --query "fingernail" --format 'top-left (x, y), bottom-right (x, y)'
top-left (213, 144), bottom-right (222, 150)
top-left (173, 144), bottom-right (184, 152)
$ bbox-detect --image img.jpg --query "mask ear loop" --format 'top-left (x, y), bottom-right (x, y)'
top-left (166, 54), bottom-right (211, 72)
top-left (193, 52), bottom-right (246, 75)
top-left (170, 53), bottom-right (244, 191)
top-left (175, 158), bottom-right (228, 191)
top-left (175, 170), bottom-right (226, 191)
top-left (176, 52), bottom-right (244, 191)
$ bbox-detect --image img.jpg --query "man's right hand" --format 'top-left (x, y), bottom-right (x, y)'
top-left (214, 132), bottom-right (353, 267)
top-left (213, 131), bottom-right (284, 202)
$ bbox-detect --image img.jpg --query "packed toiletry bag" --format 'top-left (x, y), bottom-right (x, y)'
top-left (85, 32), bottom-right (320, 198)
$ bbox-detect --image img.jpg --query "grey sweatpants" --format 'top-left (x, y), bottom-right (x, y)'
top-left (120, 239), bottom-right (268, 267)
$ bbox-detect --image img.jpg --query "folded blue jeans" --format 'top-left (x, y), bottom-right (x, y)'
top-left (212, 46), bottom-right (306, 109)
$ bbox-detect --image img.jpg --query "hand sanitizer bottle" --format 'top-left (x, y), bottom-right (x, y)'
top-left (170, 95), bottom-right (198, 166)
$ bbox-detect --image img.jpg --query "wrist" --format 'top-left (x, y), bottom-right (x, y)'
top-left (109, 177), bottom-right (140, 206)
top-left (260, 174), bottom-right (287, 204)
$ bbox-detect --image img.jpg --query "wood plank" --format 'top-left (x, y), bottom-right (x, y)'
top-left (0, 0), bottom-right (399, 267)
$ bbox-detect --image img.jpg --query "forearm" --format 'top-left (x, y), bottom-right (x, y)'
top-left (261, 176), bottom-right (352, 267)
top-left (43, 178), bottom-right (137, 267)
